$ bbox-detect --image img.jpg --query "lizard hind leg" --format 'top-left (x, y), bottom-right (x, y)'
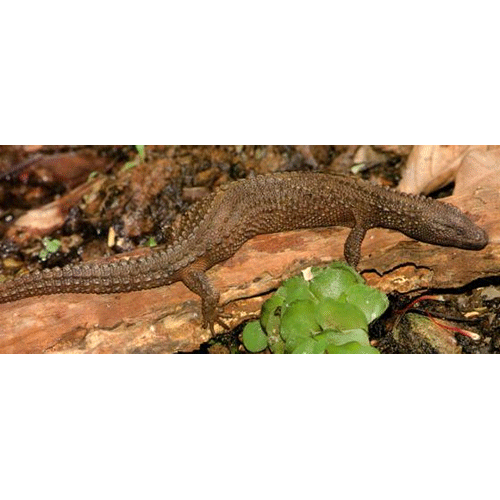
top-left (180, 267), bottom-right (229, 334)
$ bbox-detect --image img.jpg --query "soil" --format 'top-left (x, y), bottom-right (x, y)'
top-left (0, 145), bottom-right (496, 354)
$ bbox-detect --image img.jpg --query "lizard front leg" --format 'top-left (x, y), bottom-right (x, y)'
top-left (180, 267), bottom-right (229, 334)
top-left (344, 224), bottom-right (367, 268)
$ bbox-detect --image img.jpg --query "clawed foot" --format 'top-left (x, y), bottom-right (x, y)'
top-left (202, 304), bottom-right (231, 335)
top-left (181, 270), bottom-right (231, 336)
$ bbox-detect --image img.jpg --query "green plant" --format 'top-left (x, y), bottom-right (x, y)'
top-left (241, 262), bottom-right (387, 354)
top-left (121, 145), bottom-right (146, 171)
top-left (135, 145), bottom-right (145, 161)
top-left (39, 237), bottom-right (62, 261)
top-left (145, 236), bottom-right (158, 247)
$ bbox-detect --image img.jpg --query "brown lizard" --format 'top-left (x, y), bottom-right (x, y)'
top-left (0, 172), bottom-right (489, 333)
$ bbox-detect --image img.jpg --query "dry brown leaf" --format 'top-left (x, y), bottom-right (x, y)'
top-left (454, 149), bottom-right (500, 196)
top-left (399, 145), bottom-right (499, 194)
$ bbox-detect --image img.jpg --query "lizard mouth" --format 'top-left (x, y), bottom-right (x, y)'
top-left (461, 227), bottom-right (489, 249)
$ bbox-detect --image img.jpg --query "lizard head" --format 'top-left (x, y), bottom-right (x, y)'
top-left (398, 196), bottom-right (489, 250)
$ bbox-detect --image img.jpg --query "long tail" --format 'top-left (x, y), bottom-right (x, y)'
top-left (0, 251), bottom-right (177, 303)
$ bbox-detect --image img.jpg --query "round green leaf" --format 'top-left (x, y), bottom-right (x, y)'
top-left (320, 328), bottom-right (371, 347)
top-left (292, 338), bottom-right (316, 354)
top-left (344, 284), bottom-right (389, 323)
top-left (280, 300), bottom-right (320, 352)
top-left (326, 341), bottom-right (380, 354)
top-left (328, 261), bottom-right (366, 279)
top-left (309, 264), bottom-right (364, 301)
top-left (242, 321), bottom-right (268, 353)
top-left (280, 300), bottom-right (320, 338)
top-left (261, 294), bottom-right (285, 336)
top-left (315, 298), bottom-right (368, 332)
top-left (312, 336), bottom-right (329, 354)
top-left (276, 276), bottom-right (316, 303)
top-left (269, 338), bottom-right (286, 354)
